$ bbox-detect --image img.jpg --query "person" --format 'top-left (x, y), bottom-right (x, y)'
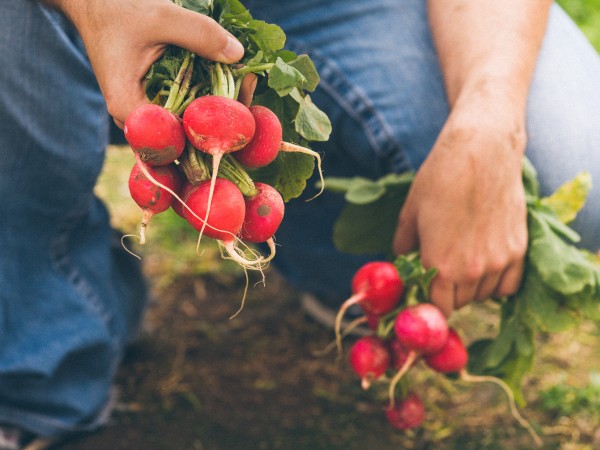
top-left (0, 0), bottom-right (598, 448)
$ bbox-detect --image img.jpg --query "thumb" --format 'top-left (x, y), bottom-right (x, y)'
top-left (158, 4), bottom-right (245, 64)
top-left (392, 203), bottom-right (418, 255)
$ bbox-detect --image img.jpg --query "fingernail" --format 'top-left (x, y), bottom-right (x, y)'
top-left (222, 35), bottom-right (244, 61)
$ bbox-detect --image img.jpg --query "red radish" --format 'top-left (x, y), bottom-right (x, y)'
top-left (389, 338), bottom-right (413, 371)
top-left (385, 392), bottom-right (425, 430)
top-left (182, 178), bottom-right (263, 267)
top-left (183, 178), bottom-right (245, 242)
top-left (394, 303), bottom-right (449, 355)
top-left (388, 303), bottom-right (448, 407)
top-left (234, 105), bottom-right (282, 168)
top-left (183, 96), bottom-right (255, 154)
top-left (424, 328), bottom-right (468, 374)
top-left (240, 182), bottom-right (284, 243)
top-left (182, 96), bottom-right (255, 245)
top-left (334, 261), bottom-right (404, 355)
top-left (240, 182), bottom-right (284, 263)
top-left (124, 104), bottom-right (186, 166)
top-left (233, 105), bottom-right (325, 200)
top-left (171, 181), bottom-right (196, 219)
top-left (128, 161), bottom-right (181, 244)
top-left (349, 336), bottom-right (391, 390)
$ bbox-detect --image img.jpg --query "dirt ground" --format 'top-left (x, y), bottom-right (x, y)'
top-left (52, 264), bottom-right (599, 450)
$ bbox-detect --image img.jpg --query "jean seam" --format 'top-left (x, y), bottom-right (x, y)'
top-left (49, 194), bottom-right (122, 354)
top-left (286, 38), bottom-right (413, 174)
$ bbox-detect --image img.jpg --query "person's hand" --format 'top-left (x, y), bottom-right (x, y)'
top-left (392, 91), bottom-right (528, 317)
top-left (42, 0), bottom-right (245, 126)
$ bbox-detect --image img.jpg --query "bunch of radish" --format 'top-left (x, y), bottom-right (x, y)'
top-left (119, 0), bottom-right (330, 271)
top-left (334, 260), bottom-right (543, 446)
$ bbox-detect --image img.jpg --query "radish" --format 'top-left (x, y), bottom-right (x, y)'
top-left (182, 178), bottom-right (262, 267)
top-left (233, 105), bottom-right (325, 200)
top-left (183, 178), bottom-right (245, 242)
top-left (182, 95), bottom-right (256, 244)
top-left (349, 336), bottom-right (391, 390)
top-left (385, 392), bottom-right (425, 430)
top-left (128, 161), bottom-right (181, 244)
top-left (334, 261), bottom-right (404, 355)
top-left (240, 182), bottom-right (284, 262)
top-left (387, 303), bottom-right (448, 407)
top-left (234, 105), bottom-right (282, 168)
top-left (124, 104), bottom-right (186, 166)
top-left (389, 338), bottom-right (413, 371)
top-left (424, 327), bottom-right (543, 446)
top-left (171, 180), bottom-right (196, 219)
top-left (394, 303), bottom-right (449, 355)
top-left (424, 328), bottom-right (468, 374)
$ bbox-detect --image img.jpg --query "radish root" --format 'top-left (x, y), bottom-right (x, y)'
top-left (387, 351), bottom-right (418, 407)
top-left (459, 370), bottom-right (543, 447)
top-left (279, 141), bottom-right (324, 201)
top-left (334, 293), bottom-right (365, 357)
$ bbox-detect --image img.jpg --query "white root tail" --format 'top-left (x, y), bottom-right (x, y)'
top-left (279, 141), bottom-right (325, 201)
top-left (387, 351), bottom-right (418, 408)
top-left (459, 370), bottom-right (543, 447)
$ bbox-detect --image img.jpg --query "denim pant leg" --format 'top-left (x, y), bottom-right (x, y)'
top-left (247, 0), bottom-right (600, 303)
top-left (0, 2), bottom-right (146, 437)
top-left (526, 5), bottom-right (600, 251)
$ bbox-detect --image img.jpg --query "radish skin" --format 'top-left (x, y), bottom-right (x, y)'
top-left (233, 105), bottom-right (325, 200)
top-left (385, 392), bottom-right (425, 430)
top-left (334, 261), bottom-right (404, 355)
top-left (388, 303), bottom-right (449, 407)
top-left (124, 104), bottom-right (186, 166)
top-left (241, 182), bottom-right (284, 243)
top-left (128, 161), bottom-right (181, 244)
top-left (349, 336), bottom-right (391, 390)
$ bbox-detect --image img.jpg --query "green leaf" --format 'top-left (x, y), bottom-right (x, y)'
top-left (345, 179), bottom-right (386, 204)
top-left (178, 0), bottom-right (213, 15)
top-left (248, 152), bottom-right (315, 202)
top-left (319, 176), bottom-right (362, 194)
top-left (247, 19), bottom-right (286, 53)
top-left (518, 269), bottom-right (579, 333)
top-left (268, 58), bottom-right (306, 97)
top-left (498, 349), bottom-right (535, 406)
top-left (290, 89), bottom-right (332, 142)
top-left (288, 55), bottom-right (320, 92)
top-left (333, 188), bottom-right (407, 255)
top-left (521, 156), bottom-right (540, 200)
top-left (528, 209), bottom-right (600, 295)
top-left (540, 171), bottom-right (592, 224)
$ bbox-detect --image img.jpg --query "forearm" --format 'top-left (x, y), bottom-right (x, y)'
top-left (428, 0), bottom-right (552, 121)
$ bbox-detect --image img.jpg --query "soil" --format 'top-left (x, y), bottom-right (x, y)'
top-left (53, 265), bottom-right (599, 450)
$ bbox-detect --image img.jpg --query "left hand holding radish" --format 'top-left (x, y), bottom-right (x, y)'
top-left (392, 98), bottom-right (528, 316)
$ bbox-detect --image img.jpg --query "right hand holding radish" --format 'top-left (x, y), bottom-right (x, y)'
top-left (40, 0), bottom-right (244, 126)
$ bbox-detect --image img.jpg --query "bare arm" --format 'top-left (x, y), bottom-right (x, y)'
top-left (41, 0), bottom-right (244, 125)
top-left (393, 0), bottom-right (552, 316)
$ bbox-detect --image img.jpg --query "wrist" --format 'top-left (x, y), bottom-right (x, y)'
top-left (450, 78), bottom-right (527, 151)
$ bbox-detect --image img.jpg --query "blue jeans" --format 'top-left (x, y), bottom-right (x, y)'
top-left (1, 0), bottom-right (599, 439)
top-left (0, 1), bottom-right (147, 438)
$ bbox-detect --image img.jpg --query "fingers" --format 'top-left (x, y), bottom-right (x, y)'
top-left (158, 3), bottom-right (244, 64)
top-left (393, 204), bottom-right (418, 255)
top-left (238, 73), bottom-right (258, 108)
top-left (428, 259), bottom-right (525, 317)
